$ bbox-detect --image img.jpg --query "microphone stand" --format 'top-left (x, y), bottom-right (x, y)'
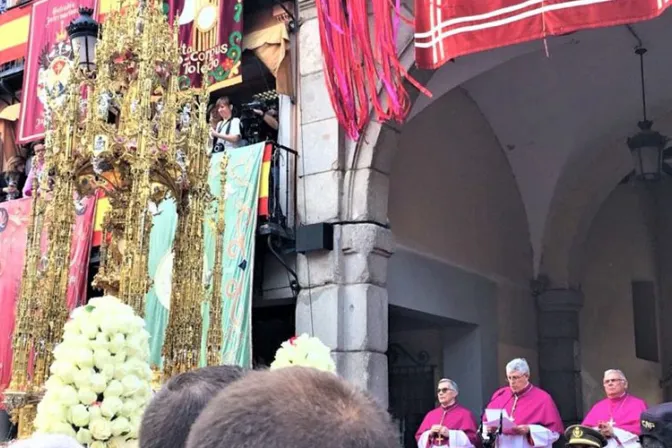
top-left (479, 409), bottom-right (504, 448)
top-left (479, 390), bottom-right (507, 448)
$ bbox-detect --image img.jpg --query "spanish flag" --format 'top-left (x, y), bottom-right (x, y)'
top-left (258, 142), bottom-right (272, 218)
top-left (92, 189), bottom-right (110, 247)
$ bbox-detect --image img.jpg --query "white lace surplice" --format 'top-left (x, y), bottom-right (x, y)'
top-left (480, 425), bottom-right (559, 448)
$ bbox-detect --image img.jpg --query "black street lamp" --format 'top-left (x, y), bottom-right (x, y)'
top-left (66, 7), bottom-right (99, 72)
top-left (627, 47), bottom-right (668, 182)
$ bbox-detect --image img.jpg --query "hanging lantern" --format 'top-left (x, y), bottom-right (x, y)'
top-left (66, 7), bottom-right (99, 72)
top-left (626, 47), bottom-right (668, 182)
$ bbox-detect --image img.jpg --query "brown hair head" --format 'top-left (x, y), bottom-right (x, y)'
top-left (139, 365), bottom-right (245, 448)
top-left (5, 155), bottom-right (26, 173)
top-left (215, 96), bottom-right (231, 108)
top-left (186, 367), bottom-right (401, 448)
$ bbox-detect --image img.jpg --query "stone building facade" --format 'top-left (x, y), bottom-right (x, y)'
top-left (284, 0), bottom-right (672, 430)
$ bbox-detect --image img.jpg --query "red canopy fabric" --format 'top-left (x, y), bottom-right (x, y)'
top-left (414, 0), bottom-right (671, 70)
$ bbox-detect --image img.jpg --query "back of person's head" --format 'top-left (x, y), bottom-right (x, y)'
top-left (5, 156), bottom-right (25, 173)
top-left (9, 434), bottom-right (82, 448)
top-left (186, 366), bottom-right (401, 448)
top-left (139, 365), bottom-right (245, 448)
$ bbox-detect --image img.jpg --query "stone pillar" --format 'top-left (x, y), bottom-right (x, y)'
top-left (295, 224), bottom-right (393, 406)
top-left (536, 289), bottom-right (583, 424)
top-left (295, 0), bottom-right (397, 407)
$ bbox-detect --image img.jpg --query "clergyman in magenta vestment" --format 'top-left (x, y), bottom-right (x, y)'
top-left (583, 393), bottom-right (648, 448)
top-left (483, 384), bottom-right (564, 448)
top-left (416, 402), bottom-right (478, 448)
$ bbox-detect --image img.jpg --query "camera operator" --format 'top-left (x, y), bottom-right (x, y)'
top-left (209, 96), bottom-right (242, 154)
top-left (252, 107), bottom-right (279, 132)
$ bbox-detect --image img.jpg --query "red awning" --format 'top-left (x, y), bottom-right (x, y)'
top-left (414, 0), bottom-right (672, 70)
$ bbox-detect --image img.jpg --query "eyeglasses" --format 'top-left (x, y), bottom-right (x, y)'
top-left (507, 375), bottom-right (524, 382)
top-left (437, 388), bottom-right (452, 394)
top-left (603, 379), bottom-right (624, 385)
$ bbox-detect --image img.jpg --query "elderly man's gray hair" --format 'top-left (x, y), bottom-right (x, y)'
top-left (506, 358), bottom-right (530, 375)
top-left (9, 434), bottom-right (83, 448)
top-left (604, 369), bottom-right (627, 381)
top-left (438, 378), bottom-right (459, 394)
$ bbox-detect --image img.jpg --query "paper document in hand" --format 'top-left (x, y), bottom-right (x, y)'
top-left (484, 409), bottom-right (515, 431)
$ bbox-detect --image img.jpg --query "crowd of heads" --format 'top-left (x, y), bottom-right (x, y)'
top-left (9, 365), bottom-right (401, 448)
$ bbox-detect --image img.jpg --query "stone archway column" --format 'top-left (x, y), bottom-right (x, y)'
top-left (295, 1), bottom-right (399, 407)
top-left (536, 289), bottom-right (584, 424)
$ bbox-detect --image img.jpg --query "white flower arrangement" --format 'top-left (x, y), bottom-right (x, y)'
top-left (34, 296), bottom-right (153, 448)
top-left (269, 334), bottom-right (336, 374)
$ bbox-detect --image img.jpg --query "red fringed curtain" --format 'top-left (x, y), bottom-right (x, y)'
top-left (315, 0), bottom-right (431, 140)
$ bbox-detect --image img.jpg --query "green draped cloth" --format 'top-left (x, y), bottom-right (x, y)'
top-left (144, 142), bottom-right (265, 369)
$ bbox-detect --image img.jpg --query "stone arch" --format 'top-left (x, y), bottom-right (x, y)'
top-left (342, 30), bottom-right (558, 225)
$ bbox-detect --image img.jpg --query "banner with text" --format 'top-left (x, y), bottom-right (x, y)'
top-left (144, 142), bottom-right (264, 369)
top-left (0, 196), bottom-right (96, 406)
top-left (167, 0), bottom-right (243, 91)
top-left (18, 0), bottom-right (95, 143)
top-left (415, 0), bottom-right (672, 70)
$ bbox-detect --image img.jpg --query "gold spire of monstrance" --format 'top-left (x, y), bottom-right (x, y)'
top-left (4, 0), bottom-right (225, 437)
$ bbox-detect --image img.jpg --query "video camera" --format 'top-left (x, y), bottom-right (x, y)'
top-left (239, 99), bottom-right (278, 144)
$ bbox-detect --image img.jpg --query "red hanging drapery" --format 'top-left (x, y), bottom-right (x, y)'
top-left (315, 0), bottom-right (432, 141)
top-left (414, 0), bottom-right (672, 70)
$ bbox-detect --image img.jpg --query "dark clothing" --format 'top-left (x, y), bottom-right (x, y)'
top-left (641, 402), bottom-right (672, 448)
top-left (1, 171), bottom-right (27, 201)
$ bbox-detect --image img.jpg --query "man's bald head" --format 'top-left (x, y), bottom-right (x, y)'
top-left (186, 367), bottom-right (401, 448)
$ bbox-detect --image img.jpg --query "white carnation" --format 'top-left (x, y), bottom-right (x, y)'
top-left (90, 441), bottom-right (106, 448)
top-left (94, 348), bottom-right (113, 370)
top-left (69, 404), bottom-right (90, 427)
top-left (89, 405), bottom-right (103, 420)
top-left (119, 399), bottom-right (138, 417)
top-left (111, 416), bottom-right (131, 436)
top-left (91, 333), bottom-right (110, 351)
top-left (90, 373), bottom-right (108, 393)
top-left (77, 387), bottom-right (97, 405)
top-left (75, 348), bottom-right (95, 369)
top-left (101, 396), bottom-right (123, 418)
top-left (109, 333), bottom-right (125, 354)
top-left (112, 351), bottom-right (127, 366)
top-left (80, 319), bottom-right (100, 339)
top-left (109, 436), bottom-right (131, 448)
top-left (58, 385), bottom-right (79, 406)
top-left (121, 375), bottom-right (141, 397)
top-left (105, 380), bottom-right (124, 397)
top-left (90, 418), bottom-right (112, 440)
top-left (76, 428), bottom-right (93, 445)
top-left (73, 367), bottom-right (94, 388)
top-left (51, 361), bottom-right (76, 384)
top-left (102, 363), bottom-right (116, 380)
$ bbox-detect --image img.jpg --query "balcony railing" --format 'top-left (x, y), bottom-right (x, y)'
top-left (258, 141), bottom-right (296, 242)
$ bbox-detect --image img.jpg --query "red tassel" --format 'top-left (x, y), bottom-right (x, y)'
top-left (315, 0), bottom-right (432, 140)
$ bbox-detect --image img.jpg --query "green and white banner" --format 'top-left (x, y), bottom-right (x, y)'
top-left (144, 142), bottom-right (265, 369)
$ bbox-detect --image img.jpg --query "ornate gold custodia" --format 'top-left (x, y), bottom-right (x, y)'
top-left (5, 0), bottom-right (224, 433)
top-left (206, 154), bottom-right (228, 366)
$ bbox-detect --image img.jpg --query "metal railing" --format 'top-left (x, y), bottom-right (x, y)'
top-left (258, 141), bottom-right (297, 242)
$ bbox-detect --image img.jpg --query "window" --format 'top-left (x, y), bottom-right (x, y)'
top-left (631, 281), bottom-right (659, 362)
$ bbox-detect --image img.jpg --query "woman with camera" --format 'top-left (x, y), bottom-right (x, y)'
top-left (209, 96), bottom-right (242, 154)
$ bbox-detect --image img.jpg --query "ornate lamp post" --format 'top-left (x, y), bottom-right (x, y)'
top-left (66, 7), bottom-right (99, 72)
top-left (627, 47), bottom-right (668, 182)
